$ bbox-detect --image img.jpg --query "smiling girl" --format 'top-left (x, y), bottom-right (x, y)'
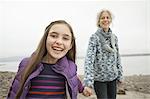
top-left (7, 20), bottom-right (89, 99)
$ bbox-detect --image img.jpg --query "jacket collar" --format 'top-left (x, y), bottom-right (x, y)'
top-left (38, 56), bottom-right (69, 71)
top-left (52, 56), bottom-right (69, 71)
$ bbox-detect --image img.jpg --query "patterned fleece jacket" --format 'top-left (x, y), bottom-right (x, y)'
top-left (84, 28), bottom-right (123, 87)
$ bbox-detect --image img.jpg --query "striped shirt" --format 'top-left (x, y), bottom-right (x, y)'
top-left (26, 63), bottom-right (66, 99)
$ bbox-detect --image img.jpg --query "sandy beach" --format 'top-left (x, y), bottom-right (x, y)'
top-left (0, 71), bottom-right (150, 99)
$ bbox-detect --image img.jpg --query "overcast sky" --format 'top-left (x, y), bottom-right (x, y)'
top-left (0, 0), bottom-right (150, 58)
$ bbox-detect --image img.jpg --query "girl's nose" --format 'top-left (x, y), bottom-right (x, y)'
top-left (55, 38), bottom-right (63, 45)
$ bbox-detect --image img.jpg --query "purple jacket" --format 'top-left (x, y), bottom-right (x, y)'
top-left (7, 56), bottom-right (84, 99)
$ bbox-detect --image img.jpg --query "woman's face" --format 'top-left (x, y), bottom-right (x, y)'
top-left (99, 11), bottom-right (112, 32)
top-left (46, 23), bottom-right (72, 62)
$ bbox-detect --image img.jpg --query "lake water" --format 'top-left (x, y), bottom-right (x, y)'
top-left (0, 56), bottom-right (150, 76)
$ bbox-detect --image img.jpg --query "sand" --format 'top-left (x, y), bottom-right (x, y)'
top-left (0, 71), bottom-right (150, 99)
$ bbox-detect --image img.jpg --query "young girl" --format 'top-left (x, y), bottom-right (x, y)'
top-left (7, 20), bottom-right (86, 99)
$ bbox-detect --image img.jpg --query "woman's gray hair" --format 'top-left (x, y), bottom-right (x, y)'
top-left (97, 9), bottom-right (114, 27)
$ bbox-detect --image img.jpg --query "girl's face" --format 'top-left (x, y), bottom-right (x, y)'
top-left (99, 11), bottom-right (112, 32)
top-left (46, 23), bottom-right (72, 62)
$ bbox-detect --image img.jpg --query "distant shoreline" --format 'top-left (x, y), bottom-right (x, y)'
top-left (0, 60), bottom-right (150, 76)
top-left (0, 64), bottom-right (5, 66)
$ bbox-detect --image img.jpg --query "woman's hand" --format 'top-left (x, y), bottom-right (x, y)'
top-left (83, 87), bottom-right (93, 97)
top-left (117, 80), bottom-right (123, 84)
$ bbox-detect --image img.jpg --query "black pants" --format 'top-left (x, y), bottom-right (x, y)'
top-left (94, 79), bottom-right (117, 99)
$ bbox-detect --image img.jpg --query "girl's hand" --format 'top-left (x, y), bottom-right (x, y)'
top-left (83, 87), bottom-right (93, 97)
